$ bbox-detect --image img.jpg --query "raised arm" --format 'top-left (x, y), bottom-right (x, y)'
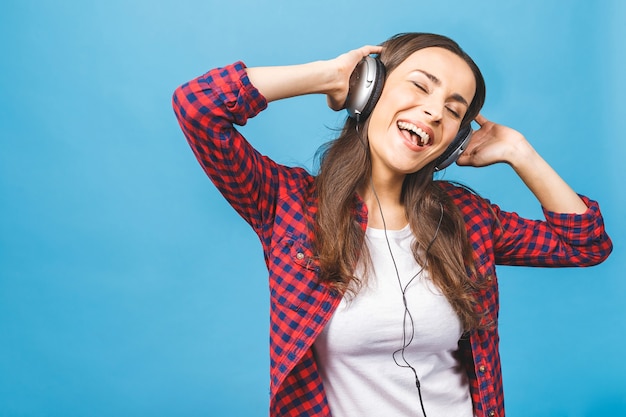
top-left (172, 46), bottom-right (381, 239)
top-left (246, 45), bottom-right (382, 108)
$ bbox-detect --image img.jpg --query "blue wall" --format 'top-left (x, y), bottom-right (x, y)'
top-left (1, 1), bottom-right (624, 416)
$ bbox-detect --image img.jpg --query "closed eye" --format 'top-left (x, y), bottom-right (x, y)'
top-left (412, 81), bottom-right (428, 93)
top-left (446, 107), bottom-right (461, 119)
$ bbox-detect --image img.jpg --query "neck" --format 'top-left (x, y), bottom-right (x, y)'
top-left (359, 175), bottom-right (407, 230)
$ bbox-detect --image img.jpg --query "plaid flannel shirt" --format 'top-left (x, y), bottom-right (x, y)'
top-left (172, 61), bottom-right (612, 417)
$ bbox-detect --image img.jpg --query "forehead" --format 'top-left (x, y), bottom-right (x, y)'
top-left (393, 47), bottom-right (476, 99)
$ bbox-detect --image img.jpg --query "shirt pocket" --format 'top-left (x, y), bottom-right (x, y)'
top-left (269, 232), bottom-right (322, 311)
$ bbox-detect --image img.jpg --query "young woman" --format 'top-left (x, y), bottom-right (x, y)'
top-left (172, 33), bottom-right (612, 417)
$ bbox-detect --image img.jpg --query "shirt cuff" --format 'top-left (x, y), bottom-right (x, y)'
top-left (542, 195), bottom-right (606, 244)
top-left (198, 61), bottom-right (269, 126)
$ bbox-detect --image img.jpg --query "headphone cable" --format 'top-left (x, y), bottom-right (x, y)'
top-left (370, 178), bottom-right (444, 417)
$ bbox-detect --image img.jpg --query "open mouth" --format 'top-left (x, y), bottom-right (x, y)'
top-left (397, 121), bottom-right (431, 147)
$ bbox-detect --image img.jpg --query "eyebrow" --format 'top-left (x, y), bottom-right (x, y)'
top-left (416, 69), bottom-right (470, 107)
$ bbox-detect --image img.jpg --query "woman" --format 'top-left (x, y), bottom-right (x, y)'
top-left (172, 33), bottom-right (612, 417)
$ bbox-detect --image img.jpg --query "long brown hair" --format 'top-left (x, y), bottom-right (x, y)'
top-left (313, 33), bottom-right (487, 331)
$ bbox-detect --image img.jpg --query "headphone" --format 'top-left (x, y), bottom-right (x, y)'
top-left (344, 56), bottom-right (473, 171)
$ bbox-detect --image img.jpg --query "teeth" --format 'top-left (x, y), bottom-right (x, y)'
top-left (398, 121), bottom-right (430, 146)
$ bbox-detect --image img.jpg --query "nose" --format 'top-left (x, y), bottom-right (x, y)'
top-left (423, 108), bottom-right (442, 123)
top-left (421, 96), bottom-right (444, 123)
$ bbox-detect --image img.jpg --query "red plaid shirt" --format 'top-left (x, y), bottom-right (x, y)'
top-left (172, 62), bottom-right (612, 417)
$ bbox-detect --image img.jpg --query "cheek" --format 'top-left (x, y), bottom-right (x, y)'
top-left (366, 105), bottom-right (389, 138)
top-left (367, 90), bottom-right (403, 132)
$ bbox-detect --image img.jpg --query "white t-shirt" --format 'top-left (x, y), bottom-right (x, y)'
top-left (313, 224), bottom-right (473, 417)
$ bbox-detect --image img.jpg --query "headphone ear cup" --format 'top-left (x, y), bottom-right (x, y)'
top-left (344, 56), bottom-right (386, 121)
top-left (434, 125), bottom-right (473, 171)
top-left (358, 58), bottom-right (385, 120)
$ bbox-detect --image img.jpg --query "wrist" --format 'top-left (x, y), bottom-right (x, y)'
top-left (506, 135), bottom-right (536, 170)
top-left (311, 59), bottom-right (343, 96)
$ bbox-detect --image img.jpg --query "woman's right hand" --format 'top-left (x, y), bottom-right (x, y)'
top-left (324, 45), bottom-right (383, 111)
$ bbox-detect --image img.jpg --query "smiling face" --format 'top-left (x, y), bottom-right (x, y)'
top-left (366, 47), bottom-right (477, 182)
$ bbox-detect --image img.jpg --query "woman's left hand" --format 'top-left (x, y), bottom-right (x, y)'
top-left (455, 114), bottom-right (532, 168)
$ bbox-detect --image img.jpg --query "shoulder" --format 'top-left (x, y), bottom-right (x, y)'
top-left (434, 180), bottom-right (500, 226)
top-left (279, 164), bottom-right (315, 192)
top-left (435, 180), bottom-right (487, 207)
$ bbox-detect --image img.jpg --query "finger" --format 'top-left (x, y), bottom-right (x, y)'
top-left (358, 45), bottom-right (383, 56)
top-left (474, 114), bottom-right (488, 126)
top-left (349, 45), bottom-right (383, 61)
top-left (340, 45), bottom-right (382, 72)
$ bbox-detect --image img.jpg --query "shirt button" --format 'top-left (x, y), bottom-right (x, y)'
top-left (488, 411), bottom-right (496, 417)
top-left (296, 252), bottom-right (305, 260)
top-left (479, 365), bottom-right (486, 373)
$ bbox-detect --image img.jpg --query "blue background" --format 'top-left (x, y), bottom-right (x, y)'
top-left (1, 0), bottom-right (624, 416)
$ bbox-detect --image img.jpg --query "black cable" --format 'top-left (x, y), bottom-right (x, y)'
top-left (371, 179), bottom-right (444, 417)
